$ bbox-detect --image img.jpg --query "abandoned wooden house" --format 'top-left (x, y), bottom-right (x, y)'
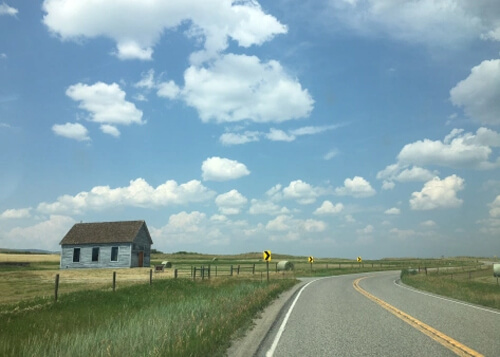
top-left (59, 220), bottom-right (153, 269)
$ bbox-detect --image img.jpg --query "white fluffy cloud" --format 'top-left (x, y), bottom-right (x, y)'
top-left (357, 224), bottom-right (374, 235)
top-left (42, 0), bottom-right (287, 61)
top-left (490, 195), bottom-right (500, 218)
top-left (37, 178), bottom-right (215, 214)
top-left (314, 200), bottom-right (344, 215)
top-left (410, 175), bottom-right (465, 210)
top-left (201, 157), bottom-right (250, 181)
top-left (377, 164), bottom-right (436, 183)
top-left (266, 214), bottom-right (326, 233)
top-left (328, 0), bottom-right (500, 47)
top-left (2, 215), bottom-right (76, 251)
top-left (397, 128), bottom-right (500, 170)
top-left (183, 54), bottom-right (313, 123)
top-left (66, 82), bottom-right (144, 134)
top-left (215, 189), bottom-right (248, 215)
top-left (450, 59), bottom-right (500, 126)
top-left (384, 207), bottom-right (400, 215)
top-left (248, 199), bottom-right (290, 215)
top-left (335, 176), bottom-right (376, 198)
top-left (0, 3), bottom-right (17, 16)
top-left (52, 122), bottom-right (90, 141)
top-left (0, 208), bottom-right (32, 220)
top-left (282, 180), bottom-right (321, 204)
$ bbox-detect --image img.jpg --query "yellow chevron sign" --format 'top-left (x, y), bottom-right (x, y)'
top-left (263, 250), bottom-right (271, 261)
top-left (308, 256), bottom-right (314, 263)
top-left (357, 256), bottom-right (362, 262)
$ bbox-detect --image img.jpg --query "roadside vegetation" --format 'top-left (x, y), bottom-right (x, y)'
top-left (401, 266), bottom-right (500, 310)
top-left (0, 278), bottom-right (295, 357)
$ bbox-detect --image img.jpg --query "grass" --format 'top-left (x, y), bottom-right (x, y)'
top-left (0, 278), bottom-right (296, 357)
top-left (401, 266), bottom-right (500, 310)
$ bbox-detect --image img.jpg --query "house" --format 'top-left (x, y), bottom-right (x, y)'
top-left (60, 220), bottom-right (153, 269)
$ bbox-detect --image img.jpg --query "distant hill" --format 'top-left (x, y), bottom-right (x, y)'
top-left (0, 248), bottom-right (59, 255)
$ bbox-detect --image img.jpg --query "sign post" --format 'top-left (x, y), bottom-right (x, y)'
top-left (308, 256), bottom-right (314, 272)
top-left (263, 250), bottom-right (271, 282)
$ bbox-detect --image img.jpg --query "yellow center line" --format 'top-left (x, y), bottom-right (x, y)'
top-left (353, 277), bottom-right (484, 357)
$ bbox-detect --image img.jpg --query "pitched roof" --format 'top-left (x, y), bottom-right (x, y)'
top-left (60, 220), bottom-right (153, 245)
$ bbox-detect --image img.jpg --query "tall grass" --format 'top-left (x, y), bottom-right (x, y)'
top-left (401, 269), bottom-right (500, 310)
top-left (0, 278), bottom-right (296, 357)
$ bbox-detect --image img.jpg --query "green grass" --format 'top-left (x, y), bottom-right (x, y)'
top-left (401, 267), bottom-right (500, 310)
top-left (0, 278), bottom-right (296, 357)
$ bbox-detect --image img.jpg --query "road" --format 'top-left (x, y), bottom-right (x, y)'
top-left (229, 271), bottom-right (500, 357)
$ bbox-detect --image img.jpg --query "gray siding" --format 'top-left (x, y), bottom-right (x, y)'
top-left (60, 244), bottom-right (132, 269)
top-left (130, 225), bottom-right (151, 267)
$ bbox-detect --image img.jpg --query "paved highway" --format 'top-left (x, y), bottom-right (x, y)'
top-left (235, 271), bottom-right (500, 357)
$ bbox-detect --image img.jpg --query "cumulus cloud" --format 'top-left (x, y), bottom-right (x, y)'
top-left (52, 122), bottom-right (90, 141)
top-left (335, 176), bottom-right (376, 198)
top-left (248, 199), bottom-right (290, 215)
top-left (37, 178), bottom-right (215, 215)
top-left (215, 189), bottom-right (248, 215)
top-left (266, 214), bottom-right (326, 233)
top-left (490, 195), bottom-right (500, 218)
top-left (377, 164), bottom-right (437, 184)
top-left (2, 215), bottom-right (76, 251)
top-left (0, 3), bottom-right (17, 16)
top-left (183, 54), bottom-right (313, 123)
top-left (421, 220), bottom-right (437, 227)
top-left (266, 128), bottom-right (295, 142)
top-left (0, 208), bottom-right (31, 220)
top-left (42, 0), bottom-right (287, 61)
top-left (327, 0), bottom-right (500, 47)
top-left (357, 224), bottom-right (374, 235)
top-left (384, 207), bottom-right (400, 215)
top-left (314, 200), bottom-right (344, 215)
top-left (66, 82), bottom-right (144, 132)
top-left (396, 127), bottom-right (500, 170)
top-left (410, 175), bottom-right (465, 210)
top-left (450, 59), bottom-right (500, 126)
top-left (201, 157), bottom-right (250, 181)
top-left (282, 180), bottom-right (321, 204)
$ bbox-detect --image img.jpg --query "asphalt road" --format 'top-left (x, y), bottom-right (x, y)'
top-left (228, 271), bottom-right (500, 357)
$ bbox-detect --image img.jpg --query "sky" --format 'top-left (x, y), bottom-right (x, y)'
top-left (1, 0), bottom-right (500, 259)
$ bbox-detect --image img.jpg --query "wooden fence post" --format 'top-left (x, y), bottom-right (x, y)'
top-left (174, 269), bottom-right (178, 279)
top-left (113, 271), bottom-right (116, 292)
top-left (54, 274), bottom-right (60, 302)
top-left (237, 265), bottom-right (240, 275)
top-left (230, 265), bottom-right (233, 276)
top-left (150, 269), bottom-right (153, 285)
top-left (252, 264), bottom-right (255, 275)
top-left (193, 267), bottom-right (197, 280)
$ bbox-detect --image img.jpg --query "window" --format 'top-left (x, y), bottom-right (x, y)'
top-left (73, 248), bottom-right (80, 262)
top-left (111, 246), bottom-right (118, 262)
top-left (92, 247), bottom-right (99, 262)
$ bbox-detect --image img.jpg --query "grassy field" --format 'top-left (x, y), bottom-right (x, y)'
top-left (0, 278), bottom-right (295, 357)
top-left (401, 265), bottom-right (500, 310)
top-left (0, 252), bottom-right (496, 356)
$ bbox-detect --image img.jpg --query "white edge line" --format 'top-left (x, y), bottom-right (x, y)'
top-left (394, 279), bottom-right (500, 316)
top-left (266, 278), bottom-right (324, 357)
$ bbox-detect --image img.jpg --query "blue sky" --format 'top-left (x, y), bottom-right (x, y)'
top-left (1, 0), bottom-right (500, 259)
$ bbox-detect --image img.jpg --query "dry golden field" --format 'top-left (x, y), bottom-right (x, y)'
top-left (0, 254), bottom-right (176, 305)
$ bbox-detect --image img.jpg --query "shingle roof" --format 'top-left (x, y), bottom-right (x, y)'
top-left (60, 220), bottom-right (153, 245)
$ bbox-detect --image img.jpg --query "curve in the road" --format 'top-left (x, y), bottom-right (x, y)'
top-left (353, 276), bottom-right (483, 357)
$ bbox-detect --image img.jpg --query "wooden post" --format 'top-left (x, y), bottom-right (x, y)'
top-left (215, 265), bottom-right (218, 277)
top-left (266, 261), bottom-right (269, 282)
top-left (202, 266), bottom-right (205, 280)
top-left (252, 264), bottom-right (255, 274)
top-left (230, 265), bottom-right (233, 276)
top-left (54, 274), bottom-right (60, 302)
top-left (113, 271), bottom-right (116, 292)
top-left (150, 269), bottom-right (153, 285)
top-left (208, 265), bottom-right (211, 279)
top-left (237, 265), bottom-right (240, 275)
top-left (174, 269), bottom-right (178, 279)
top-left (193, 267), bottom-right (197, 280)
